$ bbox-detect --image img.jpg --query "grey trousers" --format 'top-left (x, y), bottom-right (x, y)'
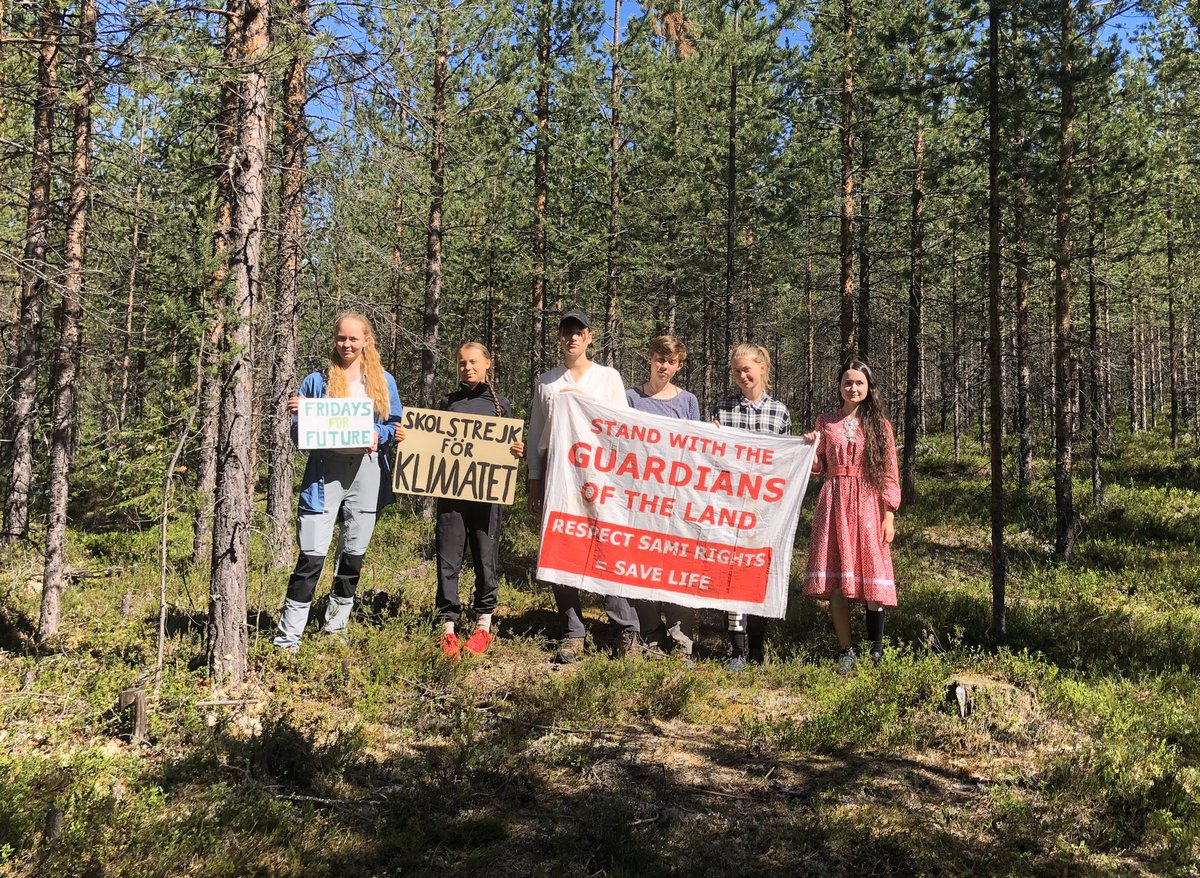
top-left (550, 586), bottom-right (637, 640)
top-left (296, 451), bottom-right (381, 562)
top-left (275, 452), bottom-right (381, 648)
top-left (634, 600), bottom-right (696, 654)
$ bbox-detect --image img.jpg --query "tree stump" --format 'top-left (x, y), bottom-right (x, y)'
top-left (119, 686), bottom-right (148, 742)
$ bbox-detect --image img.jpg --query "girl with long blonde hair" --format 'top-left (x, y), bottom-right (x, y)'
top-left (274, 313), bottom-right (405, 651)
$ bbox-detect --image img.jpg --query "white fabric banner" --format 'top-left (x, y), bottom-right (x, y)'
top-left (536, 393), bottom-right (818, 618)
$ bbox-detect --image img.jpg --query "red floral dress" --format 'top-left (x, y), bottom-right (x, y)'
top-left (803, 411), bottom-right (901, 606)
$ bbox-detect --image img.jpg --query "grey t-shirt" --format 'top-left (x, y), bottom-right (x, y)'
top-left (626, 386), bottom-right (701, 421)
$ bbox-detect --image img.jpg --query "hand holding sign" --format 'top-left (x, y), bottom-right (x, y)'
top-left (297, 398), bottom-right (377, 451)
top-left (392, 407), bottom-right (524, 505)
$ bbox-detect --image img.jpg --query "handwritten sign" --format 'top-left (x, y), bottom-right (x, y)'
top-left (297, 398), bottom-right (376, 450)
top-left (537, 393), bottom-right (817, 618)
top-left (392, 407), bottom-right (524, 505)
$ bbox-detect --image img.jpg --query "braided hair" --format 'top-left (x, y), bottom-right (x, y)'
top-left (458, 342), bottom-right (503, 417)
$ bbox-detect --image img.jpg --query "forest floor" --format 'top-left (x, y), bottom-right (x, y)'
top-left (1, 433), bottom-right (1199, 877)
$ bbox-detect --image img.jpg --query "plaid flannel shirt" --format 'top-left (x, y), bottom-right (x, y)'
top-left (712, 393), bottom-right (792, 436)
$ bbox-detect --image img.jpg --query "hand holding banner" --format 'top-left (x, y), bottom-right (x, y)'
top-left (537, 393), bottom-right (817, 618)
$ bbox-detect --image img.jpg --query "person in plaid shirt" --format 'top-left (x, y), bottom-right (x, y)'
top-left (712, 343), bottom-right (792, 671)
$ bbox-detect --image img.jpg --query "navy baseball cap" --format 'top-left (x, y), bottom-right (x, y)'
top-left (559, 310), bottom-right (592, 329)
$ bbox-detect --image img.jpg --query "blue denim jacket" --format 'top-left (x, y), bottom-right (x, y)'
top-left (293, 371), bottom-right (403, 513)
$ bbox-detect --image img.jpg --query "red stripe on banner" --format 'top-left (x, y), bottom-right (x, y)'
top-left (540, 512), bottom-right (770, 603)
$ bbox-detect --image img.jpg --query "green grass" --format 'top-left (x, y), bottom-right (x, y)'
top-left (1, 430), bottom-right (1198, 876)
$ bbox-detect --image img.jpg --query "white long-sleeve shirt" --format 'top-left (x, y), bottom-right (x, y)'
top-left (526, 362), bottom-right (627, 480)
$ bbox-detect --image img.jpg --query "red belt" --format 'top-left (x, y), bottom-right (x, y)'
top-left (827, 465), bottom-right (862, 477)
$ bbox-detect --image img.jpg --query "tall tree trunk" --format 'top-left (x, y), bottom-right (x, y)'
top-left (986, 0), bottom-right (1006, 641)
top-left (1014, 175), bottom-right (1033, 489)
top-left (40, 0), bottom-right (96, 641)
top-left (265, 0), bottom-right (309, 570)
top-left (901, 68), bottom-right (925, 510)
top-left (420, 5), bottom-right (447, 410)
top-left (951, 235), bottom-right (960, 462)
top-left (1087, 229), bottom-right (1101, 509)
top-left (1128, 289), bottom-right (1137, 433)
top-left (724, 3), bottom-right (739, 357)
top-left (3, 0), bottom-right (60, 545)
top-left (1052, 0), bottom-right (1076, 561)
top-left (838, 0), bottom-right (856, 362)
top-left (804, 253), bottom-right (815, 426)
top-left (857, 134), bottom-right (870, 361)
top-left (1167, 220), bottom-right (1178, 447)
top-left (664, 61), bottom-right (682, 336)
top-left (603, 0), bottom-right (622, 366)
top-left (194, 7), bottom-right (243, 568)
top-left (529, 0), bottom-right (550, 400)
top-left (208, 0), bottom-right (270, 684)
top-left (117, 101), bottom-right (146, 432)
top-left (388, 102), bottom-right (408, 374)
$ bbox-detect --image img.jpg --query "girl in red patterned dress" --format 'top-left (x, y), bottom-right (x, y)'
top-left (803, 361), bottom-right (900, 674)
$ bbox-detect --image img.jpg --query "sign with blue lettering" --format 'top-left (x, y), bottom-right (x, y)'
top-left (297, 398), bottom-right (376, 450)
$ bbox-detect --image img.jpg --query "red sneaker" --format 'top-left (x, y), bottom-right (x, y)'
top-left (439, 631), bottom-right (461, 659)
top-left (463, 628), bottom-right (494, 656)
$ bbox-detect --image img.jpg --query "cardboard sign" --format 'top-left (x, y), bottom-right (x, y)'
top-left (536, 393), bottom-right (817, 618)
top-left (297, 398), bottom-right (376, 450)
top-left (392, 407), bottom-right (524, 505)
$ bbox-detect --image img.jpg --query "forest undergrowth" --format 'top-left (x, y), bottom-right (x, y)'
top-left (1, 432), bottom-right (1198, 877)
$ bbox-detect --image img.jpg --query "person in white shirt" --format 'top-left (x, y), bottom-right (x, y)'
top-left (527, 310), bottom-right (634, 662)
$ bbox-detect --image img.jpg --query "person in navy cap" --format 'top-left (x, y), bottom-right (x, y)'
top-left (526, 310), bottom-right (635, 662)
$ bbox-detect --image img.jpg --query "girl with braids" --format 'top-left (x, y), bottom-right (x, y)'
top-left (275, 313), bottom-right (404, 651)
top-left (802, 360), bottom-right (900, 674)
top-left (432, 342), bottom-right (524, 657)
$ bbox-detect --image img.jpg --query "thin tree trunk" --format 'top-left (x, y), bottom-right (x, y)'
top-left (901, 67), bottom-right (925, 510)
top-left (1052, 0), bottom-right (1076, 561)
top-left (1128, 290), bottom-right (1137, 433)
top-left (987, 0), bottom-right (1006, 640)
top-left (388, 103), bottom-right (407, 374)
top-left (838, 0), bottom-right (856, 362)
top-left (1087, 230), bottom-right (1101, 509)
top-left (664, 62), bottom-right (682, 336)
top-left (117, 101), bottom-right (146, 432)
top-left (265, 0), bottom-right (309, 570)
top-left (857, 134), bottom-right (870, 361)
top-left (194, 7), bottom-right (242, 568)
top-left (420, 5), bottom-right (447, 411)
top-left (951, 235), bottom-right (960, 462)
top-left (804, 254), bottom-right (815, 426)
top-left (1167, 221), bottom-right (1178, 447)
top-left (208, 0), bottom-right (270, 685)
top-left (1150, 326), bottom-right (1159, 428)
top-left (529, 0), bottom-right (550, 400)
top-left (603, 0), bottom-right (622, 366)
top-left (725, 4), bottom-right (739, 357)
top-left (1103, 278), bottom-right (1113, 442)
top-left (40, 0), bottom-right (96, 641)
top-left (1014, 176), bottom-right (1033, 490)
top-left (3, 0), bottom-right (60, 544)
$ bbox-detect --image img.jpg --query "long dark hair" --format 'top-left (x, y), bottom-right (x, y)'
top-left (840, 360), bottom-right (890, 493)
